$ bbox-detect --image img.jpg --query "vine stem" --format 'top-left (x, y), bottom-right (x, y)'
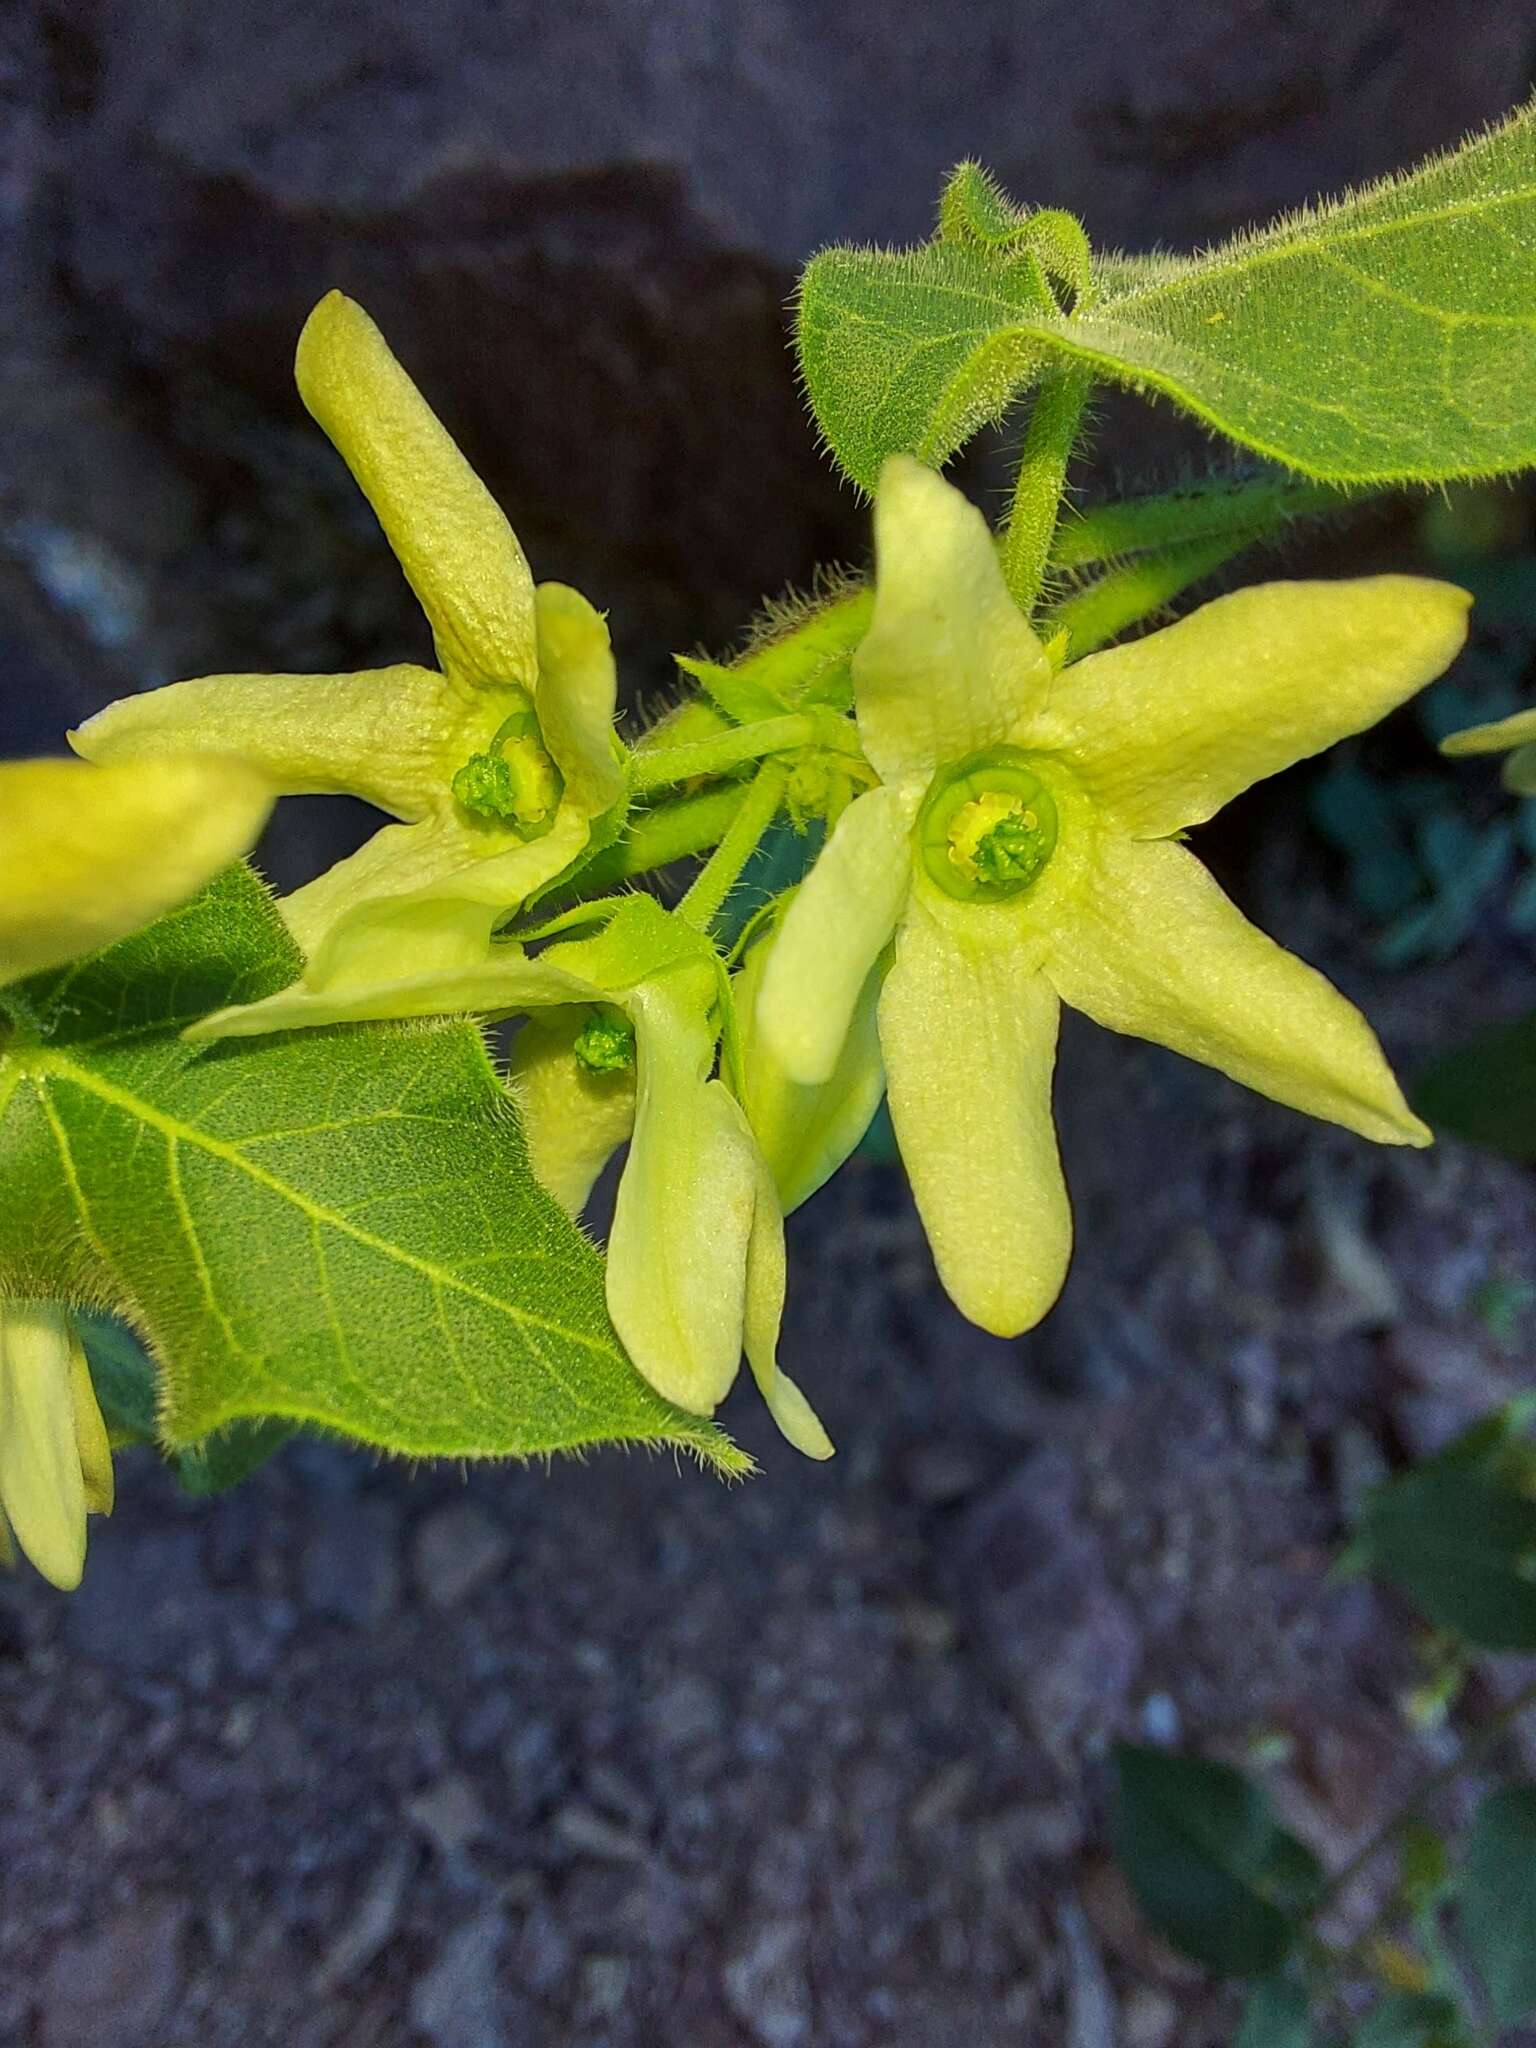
top-left (1315, 1673), bottom-right (1536, 1922)
top-left (677, 762), bottom-right (788, 933)
top-left (628, 712), bottom-right (819, 796)
top-left (999, 365), bottom-right (1093, 617)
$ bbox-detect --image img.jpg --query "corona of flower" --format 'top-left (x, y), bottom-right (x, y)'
top-left (757, 457), bottom-right (1470, 1336)
top-left (73, 292), bottom-right (625, 1002)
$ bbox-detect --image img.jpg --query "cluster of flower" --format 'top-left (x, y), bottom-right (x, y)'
top-left (0, 293), bottom-right (1475, 1583)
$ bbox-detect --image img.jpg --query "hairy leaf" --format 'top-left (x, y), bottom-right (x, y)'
top-left (1355, 1465), bottom-right (1536, 1650)
top-left (799, 104), bottom-right (1536, 489)
top-left (1236, 1980), bottom-right (1312, 2048)
top-left (1461, 1785), bottom-right (1536, 2023)
top-left (1415, 1006), bottom-right (1536, 1161)
top-left (0, 868), bottom-right (749, 1474)
top-left (1111, 1744), bottom-right (1320, 1977)
top-left (1351, 1992), bottom-right (1465, 2047)
top-left (81, 1311), bottom-right (292, 1493)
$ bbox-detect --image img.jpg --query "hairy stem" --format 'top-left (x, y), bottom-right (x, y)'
top-left (677, 762), bottom-right (788, 933)
top-left (1000, 365), bottom-right (1093, 616)
top-left (628, 712), bottom-right (820, 796)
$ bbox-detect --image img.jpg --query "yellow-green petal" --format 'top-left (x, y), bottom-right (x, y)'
top-left (1441, 707), bottom-right (1536, 757)
top-left (1034, 577), bottom-right (1471, 838)
top-left (283, 805), bottom-right (591, 978)
top-left (879, 893), bottom-right (1071, 1337)
top-left (187, 941), bottom-right (597, 1041)
top-left (0, 757), bottom-right (272, 988)
top-left (0, 1303), bottom-right (89, 1590)
top-left (756, 784), bottom-right (914, 1086)
top-left (1046, 834), bottom-right (1431, 1146)
top-left (534, 582), bottom-right (624, 815)
top-left (69, 1329), bottom-right (114, 1518)
top-left (506, 1008), bottom-right (636, 1216)
top-left (73, 664), bottom-right (452, 819)
top-left (1505, 743), bottom-right (1536, 796)
top-left (296, 292), bottom-right (538, 689)
top-left (853, 456), bottom-right (1052, 784)
top-left (740, 1139), bottom-right (834, 1460)
top-left (605, 976), bottom-right (755, 1415)
top-left (734, 924), bottom-right (884, 1212)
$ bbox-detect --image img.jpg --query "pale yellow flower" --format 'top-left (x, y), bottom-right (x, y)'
top-left (73, 292), bottom-right (624, 1010)
top-left (757, 457), bottom-right (1469, 1335)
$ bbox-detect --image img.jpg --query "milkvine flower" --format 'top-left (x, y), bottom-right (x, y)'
top-left (757, 457), bottom-right (1470, 1336)
top-left (0, 755), bottom-right (272, 989)
top-left (73, 291), bottom-right (625, 1006)
top-left (0, 1302), bottom-right (114, 1591)
top-left (186, 896), bottom-right (831, 1459)
top-left (0, 754), bottom-right (270, 1587)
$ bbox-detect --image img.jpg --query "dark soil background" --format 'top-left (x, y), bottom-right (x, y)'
top-left (3, 5), bottom-right (1536, 2044)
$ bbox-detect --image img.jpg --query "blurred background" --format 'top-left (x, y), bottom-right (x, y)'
top-left (3, 5), bottom-right (1536, 2044)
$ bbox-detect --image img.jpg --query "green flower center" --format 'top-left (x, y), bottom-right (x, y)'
top-left (572, 1006), bottom-right (636, 1076)
top-left (916, 747), bottom-right (1058, 903)
top-left (452, 694), bottom-right (563, 836)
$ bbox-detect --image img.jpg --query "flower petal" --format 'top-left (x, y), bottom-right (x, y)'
top-left (756, 784), bottom-right (914, 1086)
top-left (0, 757), bottom-right (272, 989)
top-left (1441, 707), bottom-right (1536, 757)
top-left (505, 1008), bottom-right (636, 1217)
top-left (1046, 833), bottom-right (1431, 1145)
top-left (879, 892), bottom-right (1071, 1336)
top-left (187, 942), bottom-right (597, 1041)
top-left (0, 1303), bottom-right (89, 1590)
top-left (534, 583), bottom-right (624, 816)
top-left (1034, 577), bottom-right (1471, 837)
top-left (605, 976), bottom-right (754, 1415)
top-left (282, 806), bottom-right (592, 977)
top-left (73, 664), bottom-right (452, 819)
top-left (853, 456), bottom-right (1051, 783)
top-left (740, 1137), bottom-right (835, 1460)
top-left (734, 923), bottom-right (884, 1212)
top-left (69, 1330), bottom-right (114, 1518)
top-left (296, 292), bottom-right (538, 688)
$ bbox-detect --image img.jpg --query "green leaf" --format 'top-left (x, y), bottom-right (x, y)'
top-left (80, 1310), bottom-right (292, 1494)
top-left (798, 104), bottom-right (1536, 490)
top-left (0, 867), bottom-right (749, 1475)
top-left (1110, 1744), bottom-right (1321, 1976)
top-left (1461, 1784), bottom-right (1536, 2023)
top-left (1414, 1006), bottom-right (1536, 1162)
top-left (1351, 1993), bottom-right (1464, 2047)
top-left (1355, 1465), bottom-right (1536, 1650)
top-left (1236, 1979), bottom-right (1312, 2048)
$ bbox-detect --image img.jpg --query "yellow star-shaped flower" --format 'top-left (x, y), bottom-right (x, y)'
top-left (757, 457), bottom-right (1470, 1336)
top-left (72, 292), bottom-right (625, 1008)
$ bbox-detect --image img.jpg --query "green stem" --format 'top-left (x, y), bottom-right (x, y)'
top-left (1043, 533), bottom-right (1255, 657)
top-left (999, 365), bottom-right (1093, 616)
top-left (628, 712), bottom-right (819, 796)
top-left (1050, 474), bottom-right (1358, 571)
top-left (1315, 1674), bottom-right (1536, 1923)
top-left (677, 762), bottom-right (788, 933)
top-left (533, 786), bottom-right (745, 912)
